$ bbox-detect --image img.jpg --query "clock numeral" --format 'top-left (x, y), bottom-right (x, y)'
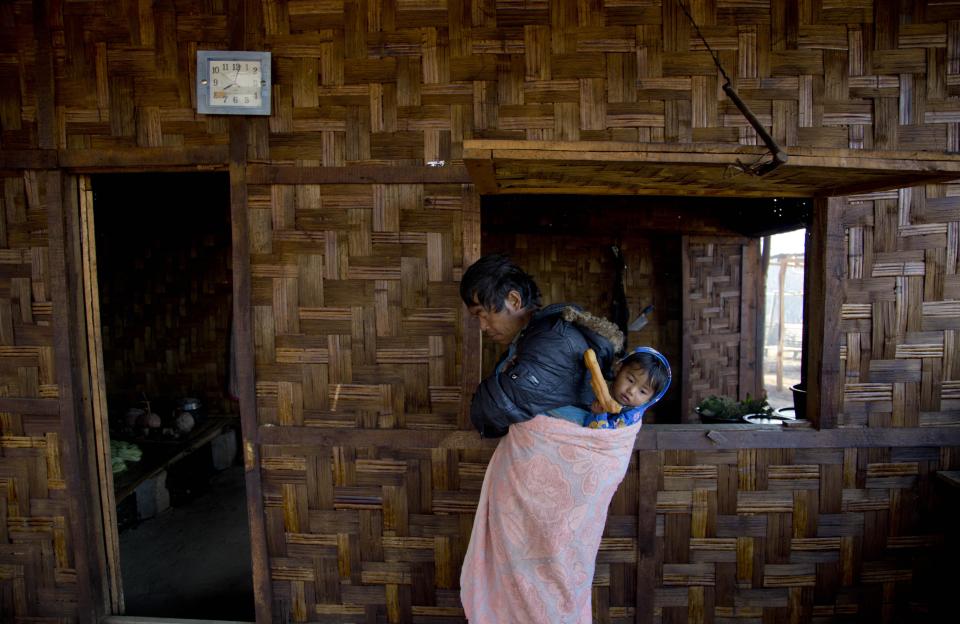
top-left (232, 63), bottom-right (241, 71)
top-left (212, 66), bottom-right (219, 74)
top-left (212, 78), bottom-right (218, 86)
top-left (244, 96), bottom-right (250, 104)
top-left (253, 92), bottom-right (258, 100)
top-left (221, 62), bottom-right (229, 70)
top-left (233, 96), bottom-right (239, 103)
top-left (252, 66), bottom-right (258, 73)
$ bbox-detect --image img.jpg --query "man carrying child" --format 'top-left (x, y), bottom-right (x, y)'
top-left (458, 253), bottom-right (671, 624)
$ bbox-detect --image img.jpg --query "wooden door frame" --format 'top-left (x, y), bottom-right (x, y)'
top-left (57, 167), bottom-right (273, 622)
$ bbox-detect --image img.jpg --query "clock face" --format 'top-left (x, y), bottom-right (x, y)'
top-left (208, 60), bottom-right (263, 107)
top-left (196, 50), bottom-right (271, 115)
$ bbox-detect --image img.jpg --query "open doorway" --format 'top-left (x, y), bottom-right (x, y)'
top-left (762, 229), bottom-right (806, 412)
top-left (86, 172), bottom-right (255, 620)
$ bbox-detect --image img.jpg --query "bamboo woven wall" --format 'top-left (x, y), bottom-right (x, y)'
top-left (0, 173), bottom-right (74, 619)
top-left (248, 181), bottom-right (470, 430)
top-left (682, 236), bottom-right (761, 419)
top-left (1, 0), bottom-right (960, 622)
top-left (647, 444), bottom-right (960, 622)
top-left (258, 437), bottom-right (960, 622)
top-left (839, 188), bottom-right (960, 427)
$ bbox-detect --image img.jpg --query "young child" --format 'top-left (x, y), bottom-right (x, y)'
top-left (584, 346), bottom-right (671, 429)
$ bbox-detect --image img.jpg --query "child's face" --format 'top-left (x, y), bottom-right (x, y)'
top-left (611, 364), bottom-right (655, 408)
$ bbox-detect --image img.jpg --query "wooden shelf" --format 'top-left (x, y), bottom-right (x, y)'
top-left (112, 416), bottom-right (237, 504)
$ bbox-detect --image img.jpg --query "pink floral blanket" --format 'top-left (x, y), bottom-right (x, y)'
top-left (460, 415), bottom-right (639, 623)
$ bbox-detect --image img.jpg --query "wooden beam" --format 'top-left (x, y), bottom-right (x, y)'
top-left (32, 0), bottom-right (56, 149)
top-left (245, 164), bottom-right (472, 185)
top-left (230, 116), bottom-right (274, 624)
top-left (258, 423), bottom-right (960, 450)
top-left (49, 171), bottom-right (108, 620)
top-left (806, 196), bottom-right (845, 429)
top-left (635, 450), bottom-right (658, 624)
top-left (461, 140), bottom-right (960, 197)
top-left (460, 185), bottom-right (482, 430)
top-left (461, 149), bottom-right (498, 193)
top-left (79, 175), bottom-right (124, 613)
top-left (680, 236), bottom-right (693, 422)
top-left (739, 239), bottom-right (762, 400)
top-left (0, 397), bottom-right (61, 414)
top-left (463, 139), bottom-right (960, 169)
top-left (0, 150), bottom-right (58, 170)
top-left (57, 147), bottom-right (230, 169)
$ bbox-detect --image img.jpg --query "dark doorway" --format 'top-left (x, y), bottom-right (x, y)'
top-left (90, 172), bottom-right (255, 620)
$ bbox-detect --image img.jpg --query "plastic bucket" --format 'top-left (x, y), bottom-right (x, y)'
top-left (790, 383), bottom-right (807, 420)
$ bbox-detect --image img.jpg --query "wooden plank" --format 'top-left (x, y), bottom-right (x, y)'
top-left (246, 164), bottom-right (472, 185)
top-left (226, 2), bottom-right (272, 617)
top-left (463, 140), bottom-right (960, 166)
top-left (680, 235), bottom-right (692, 422)
top-left (258, 424), bottom-right (960, 451)
top-left (806, 196), bottom-right (845, 429)
top-left (739, 239), bottom-right (762, 400)
top-left (49, 171), bottom-right (107, 620)
top-left (0, 397), bottom-right (61, 414)
top-left (229, 115), bottom-right (274, 623)
top-left (57, 147), bottom-right (230, 169)
top-left (461, 153), bottom-right (498, 193)
top-left (635, 450), bottom-right (658, 624)
top-left (461, 140), bottom-right (960, 197)
top-left (460, 185), bottom-right (482, 430)
top-left (79, 175), bottom-right (123, 613)
top-left (0, 150), bottom-right (58, 169)
top-left (32, 0), bottom-right (55, 149)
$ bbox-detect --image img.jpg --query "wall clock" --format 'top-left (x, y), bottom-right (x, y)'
top-left (196, 50), bottom-right (271, 115)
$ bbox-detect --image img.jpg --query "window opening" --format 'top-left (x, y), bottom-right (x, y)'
top-left (762, 229), bottom-right (806, 416)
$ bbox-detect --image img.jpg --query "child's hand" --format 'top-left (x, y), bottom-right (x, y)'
top-left (584, 349), bottom-right (622, 414)
top-left (591, 399), bottom-right (605, 414)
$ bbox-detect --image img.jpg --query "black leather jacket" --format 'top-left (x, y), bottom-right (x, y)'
top-left (469, 303), bottom-right (621, 438)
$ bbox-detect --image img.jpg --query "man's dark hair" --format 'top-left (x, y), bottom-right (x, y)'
top-left (620, 351), bottom-right (670, 395)
top-left (460, 253), bottom-right (542, 311)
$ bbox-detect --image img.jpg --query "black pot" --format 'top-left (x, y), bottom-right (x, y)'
top-left (790, 383), bottom-right (807, 420)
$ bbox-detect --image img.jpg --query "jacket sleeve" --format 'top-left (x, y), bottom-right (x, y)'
top-left (469, 326), bottom-right (583, 437)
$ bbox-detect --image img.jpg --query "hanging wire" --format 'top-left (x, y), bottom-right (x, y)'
top-left (675, 0), bottom-right (789, 176)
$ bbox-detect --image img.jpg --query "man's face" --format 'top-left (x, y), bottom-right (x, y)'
top-left (467, 290), bottom-right (529, 346)
top-left (610, 364), bottom-right (655, 408)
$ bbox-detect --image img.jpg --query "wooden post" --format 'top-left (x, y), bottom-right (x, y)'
top-left (805, 196), bottom-right (845, 429)
top-left (777, 258), bottom-right (788, 390)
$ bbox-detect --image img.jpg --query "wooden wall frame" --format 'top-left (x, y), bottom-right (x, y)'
top-left (58, 164), bottom-right (273, 622)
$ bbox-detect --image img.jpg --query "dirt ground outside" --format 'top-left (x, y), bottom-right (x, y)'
top-left (762, 345), bottom-right (801, 411)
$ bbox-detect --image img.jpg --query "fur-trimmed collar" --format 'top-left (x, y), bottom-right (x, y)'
top-left (560, 306), bottom-right (624, 354)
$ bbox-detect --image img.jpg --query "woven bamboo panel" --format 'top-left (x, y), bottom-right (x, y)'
top-left (260, 443), bottom-right (487, 623)
top-left (682, 236), bottom-right (754, 419)
top-left (0, 2), bottom-right (42, 151)
top-left (92, 173), bottom-right (235, 415)
top-left (0, 173), bottom-right (75, 621)
top-left (839, 183), bottom-right (960, 428)
top-left (249, 181), bottom-right (469, 430)
top-left (258, 440), bottom-right (960, 623)
top-left (482, 201), bottom-right (684, 422)
top-left (652, 445), bottom-right (960, 623)
top-left (7, 0), bottom-right (957, 157)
